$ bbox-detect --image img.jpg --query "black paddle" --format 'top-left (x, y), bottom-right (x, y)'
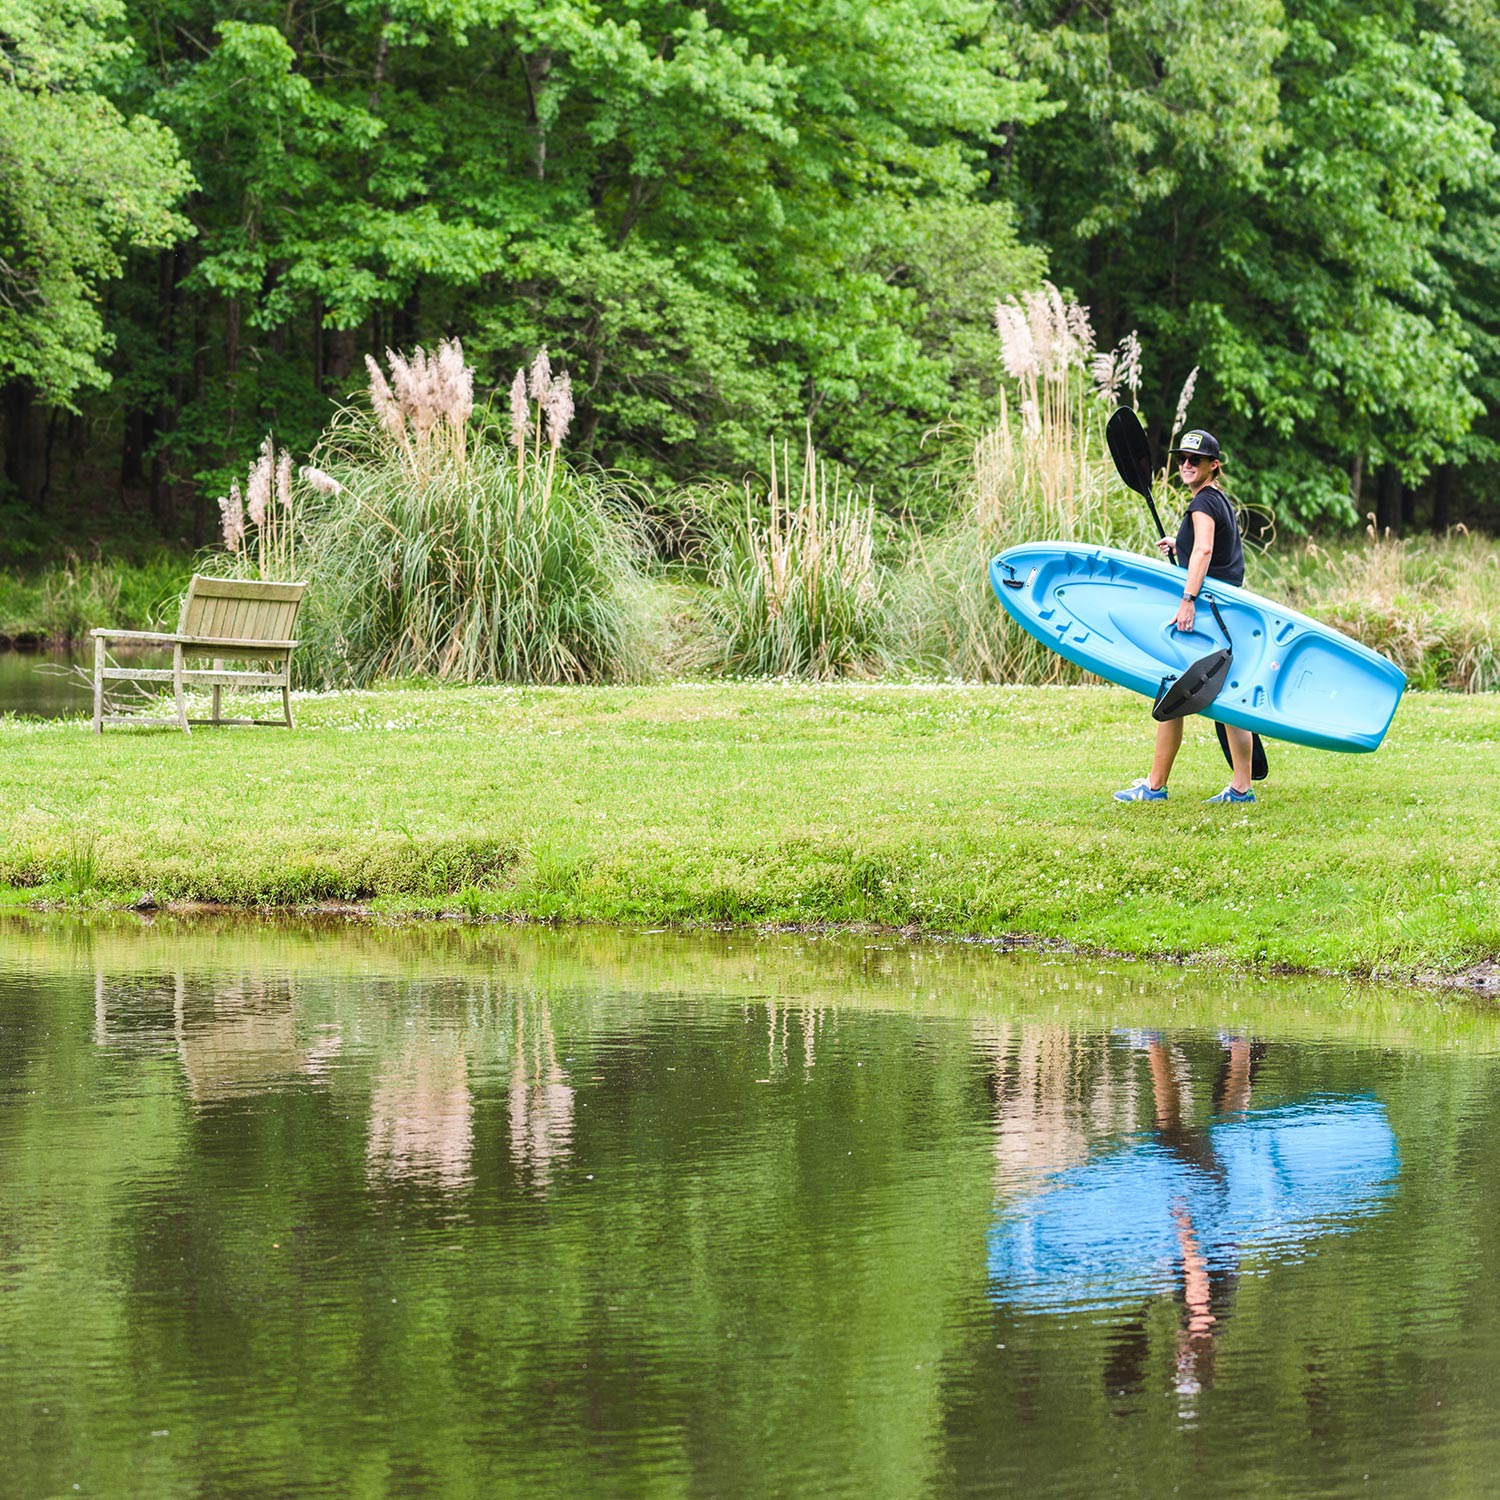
top-left (1104, 408), bottom-right (1267, 781)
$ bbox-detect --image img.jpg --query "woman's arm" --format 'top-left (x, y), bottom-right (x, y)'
top-left (1174, 511), bottom-right (1216, 631)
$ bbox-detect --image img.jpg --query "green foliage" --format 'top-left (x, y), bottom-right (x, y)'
top-left (0, 0), bottom-right (193, 403)
top-left (1006, 0), bottom-right (1498, 526)
top-left (1259, 529), bottom-right (1500, 690)
top-left (98, 0), bottom-right (1048, 497)
top-left (0, 552), bottom-right (189, 641)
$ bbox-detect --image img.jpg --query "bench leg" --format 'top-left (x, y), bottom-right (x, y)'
top-left (212, 658), bottom-right (223, 724)
top-left (92, 638), bottom-right (105, 733)
top-left (173, 644), bottom-right (190, 735)
top-left (281, 673), bottom-right (295, 728)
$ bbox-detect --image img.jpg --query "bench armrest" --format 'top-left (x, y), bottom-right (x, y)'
top-left (90, 630), bottom-right (298, 650)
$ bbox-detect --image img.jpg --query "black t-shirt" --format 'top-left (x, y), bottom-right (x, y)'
top-left (1174, 484), bottom-right (1244, 587)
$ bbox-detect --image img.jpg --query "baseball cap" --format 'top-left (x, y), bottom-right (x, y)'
top-left (1171, 429), bottom-right (1222, 461)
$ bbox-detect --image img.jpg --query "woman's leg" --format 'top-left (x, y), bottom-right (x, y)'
top-left (1223, 726), bottom-right (1253, 793)
top-left (1148, 717), bottom-right (1185, 789)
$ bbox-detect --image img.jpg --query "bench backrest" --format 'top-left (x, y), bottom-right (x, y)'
top-left (176, 576), bottom-right (309, 643)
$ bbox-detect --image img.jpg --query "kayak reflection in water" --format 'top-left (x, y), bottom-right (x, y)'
top-left (988, 1032), bottom-right (1399, 1414)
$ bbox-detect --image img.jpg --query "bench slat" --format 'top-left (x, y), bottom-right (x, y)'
top-left (187, 577), bottom-right (308, 603)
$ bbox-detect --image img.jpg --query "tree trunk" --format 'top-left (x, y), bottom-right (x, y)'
top-left (1432, 464), bottom-right (1455, 534)
top-left (2, 382), bottom-right (51, 508)
top-left (1376, 465), bottom-right (1401, 535)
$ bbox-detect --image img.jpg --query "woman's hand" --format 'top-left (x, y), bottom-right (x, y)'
top-left (1156, 537), bottom-right (1177, 559)
top-left (1174, 597), bottom-right (1196, 633)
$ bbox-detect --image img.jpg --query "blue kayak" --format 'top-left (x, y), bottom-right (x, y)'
top-left (989, 543), bottom-right (1406, 752)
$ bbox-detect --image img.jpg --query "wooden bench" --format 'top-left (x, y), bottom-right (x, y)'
top-left (91, 575), bottom-right (309, 734)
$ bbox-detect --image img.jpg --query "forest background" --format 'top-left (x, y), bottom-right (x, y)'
top-left (3, 0), bottom-right (1500, 565)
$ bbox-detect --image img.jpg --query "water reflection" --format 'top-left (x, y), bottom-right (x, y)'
top-left (7, 919), bottom-right (1499, 1500)
top-left (368, 1034), bottom-right (475, 1191)
top-left (988, 1031), bottom-right (1400, 1414)
top-left (507, 996), bottom-right (574, 1191)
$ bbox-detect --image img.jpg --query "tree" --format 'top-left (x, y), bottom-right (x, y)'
top-left (102, 0), bottom-right (1049, 513)
top-left (1005, 0), bottom-right (1495, 527)
top-left (0, 0), bottom-right (192, 404)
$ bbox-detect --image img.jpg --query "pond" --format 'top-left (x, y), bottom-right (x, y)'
top-left (0, 646), bottom-right (175, 719)
top-left (0, 647), bottom-right (92, 718)
top-left (2, 916), bottom-right (1498, 1499)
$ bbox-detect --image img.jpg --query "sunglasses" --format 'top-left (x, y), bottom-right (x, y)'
top-left (1177, 454), bottom-right (1209, 466)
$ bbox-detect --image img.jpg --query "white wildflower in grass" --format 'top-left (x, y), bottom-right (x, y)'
top-left (528, 346), bottom-right (553, 403)
top-left (509, 369), bottom-right (530, 448)
top-left (1092, 348), bottom-right (1120, 405)
top-left (543, 372), bottom-right (574, 451)
top-left (276, 447), bottom-right (293, 515)
top-left (1026, 289), bottom-right (1056, 377)
top-left (365, 341), bottom-right (478, 471)
top-left (1066, 301), bottom-right (1095, 363)
top-left (1171, 365), bottom-right (1200, 446)
top-left (216, 435), bottom-right (299, 580)
top-left (994, 301), bottom-right (1036, 381)
top-left (438, 337), bottom-right (473, 432)
top-left (365, 354), bottom-right (405, 444)
top-left (1119, 331), bottom-right (1142, 402)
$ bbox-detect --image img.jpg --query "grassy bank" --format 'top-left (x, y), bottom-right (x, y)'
top-left (2, 683), bottom-right (1496, 980)
top-left (0, 554), bottom-right (192, 646)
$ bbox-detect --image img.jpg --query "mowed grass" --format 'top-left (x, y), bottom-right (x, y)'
top-left (1, 682), bottom-right (1496, 979)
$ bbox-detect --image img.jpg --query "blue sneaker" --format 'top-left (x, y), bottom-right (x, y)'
top-left (1113, 778), bottom-right (1168, 802)
top-left (1204, 785), bottom-right (1256, 804)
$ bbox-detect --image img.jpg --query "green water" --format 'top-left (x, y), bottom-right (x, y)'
top-left (2, 916), bottom-right (1499, 1499)
top-left (0, 648), bottom-right (173, 718)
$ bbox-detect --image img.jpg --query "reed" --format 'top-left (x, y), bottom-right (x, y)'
top-left (0, 553), bottom-right (190, 644)
top-left (288, 343), bottom-right (658, 687)
top-left (213, 434), bottom-right (299, 581)
top-left (1257, 527), bottom-right (1500, 691)
top-left (706, 435), bottom-right (893, 679)
top-left (896, 285), bottom-right (1156, 681)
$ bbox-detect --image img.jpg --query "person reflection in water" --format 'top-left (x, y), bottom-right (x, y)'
top-left (1105, 1035), bottom-right (1266, 1413)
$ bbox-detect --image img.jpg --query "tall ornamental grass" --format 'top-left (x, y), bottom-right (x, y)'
top-left (1260, 527), bottom-right (1500, 691)
top-left (706, 436), bottom-right (892, 678)
top-left (243, 343), bottom-right (659, 687)
top-left (897, 285), bottom-right (1165, 681)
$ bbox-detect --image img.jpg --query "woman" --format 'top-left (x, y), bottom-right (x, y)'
top-left (1113, 428), bottom-right (1257, 804)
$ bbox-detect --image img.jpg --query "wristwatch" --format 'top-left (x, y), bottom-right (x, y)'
top-left (1182, 591), bottom-right (1197, 602)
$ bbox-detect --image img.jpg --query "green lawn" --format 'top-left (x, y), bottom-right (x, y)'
top-left (2, 682), bottom-right (1496, 980)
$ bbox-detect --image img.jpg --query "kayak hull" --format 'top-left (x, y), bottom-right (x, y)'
top-left (989, 543), bottom-right (1406, 752)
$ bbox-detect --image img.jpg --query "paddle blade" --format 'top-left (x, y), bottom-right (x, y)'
top-left (1216, 721), bottom-right (1270, 781)
top-left (1152, 649), bottom-right (1232, 721)
top-left (1106, 407), bottom-right (1155, 499)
